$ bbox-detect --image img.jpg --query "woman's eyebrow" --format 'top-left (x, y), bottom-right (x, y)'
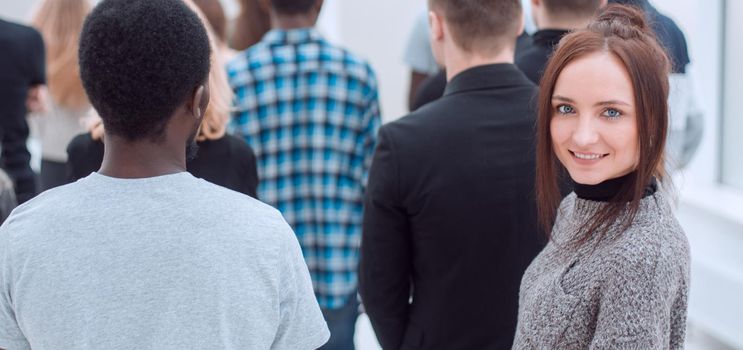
top-left (552, 95), bottom-right (631, 107)
top-left (594, 100), bottom-right (631, 107)
top-left (552, 95), bottom-right (574, 103)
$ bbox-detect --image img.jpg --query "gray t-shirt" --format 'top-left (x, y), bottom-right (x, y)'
top-left (0, 172), bottom-right (329, 349)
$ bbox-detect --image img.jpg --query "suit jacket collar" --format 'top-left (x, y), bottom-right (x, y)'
top-left (444, 63), bottom-right (534, 96)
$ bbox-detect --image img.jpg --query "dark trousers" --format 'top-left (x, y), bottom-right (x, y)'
top-left (319, 295), bottom-right (359, 350)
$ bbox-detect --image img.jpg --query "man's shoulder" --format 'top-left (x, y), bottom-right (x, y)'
top-left (382, 83), bottom-right (536, 143)
top-left (192, 181), bottom-right (295, 247)
top-left (2, 176), bottom-right (289, 243)
top-left (378, 104), bottom-right (446, 146)
top-left (192, 178), bottom-right (276, 216)
top-left (327, 43), bottom-right (372, 67)
top-left (1, 180), bottom-right (89, 231)
top-left (227, 44), bottom-right (267, 73)
top-left (335, 47), bottom-right (376, 84)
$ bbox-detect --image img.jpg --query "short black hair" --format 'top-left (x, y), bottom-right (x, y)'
top-left (270, 0), bottom-right (318, 15)
top-left (79, 0), bottom-right (211, 141)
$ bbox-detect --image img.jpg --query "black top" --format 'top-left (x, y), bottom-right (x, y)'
top-left (66, 133), bottom-right (259, 198)
top-left (515, 29), bottom-right (570, 84)
top-left (360, 64), bottom-right (544, 350)
top-left (0, 19), bottom-right (46, 203)
top-left (411, 70), bottom-right (446, 111)
top-left (574, 172), bottom-right (658, 202)
top-left (411, 31), bottom-right (534, 111)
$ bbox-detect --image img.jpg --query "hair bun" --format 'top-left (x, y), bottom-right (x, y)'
top-left (589, 4), bottom-right (652, 39)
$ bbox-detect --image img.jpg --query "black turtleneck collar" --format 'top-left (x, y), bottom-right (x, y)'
top-left (532, 29), bottom-right (570, 49)
top-left (574, 172), bottom-right (657, 202)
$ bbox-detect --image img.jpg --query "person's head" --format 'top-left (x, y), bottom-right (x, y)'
top-left (31, 0), bottom-right (92, 109)
top-left (230, 0), bottom-right (271, 50)
top-left (79, 0), bottom-right (211, 150)
top-left (191, 0), bottom-right (228, 44)
top-left (536, 4), bottom-right (670, 238)
top-left (262, 0), bottom-right (324, 28)
top-left (427, 0), bottom-right (524, 65)
top-left (531, 0), bottom-right (607, 30)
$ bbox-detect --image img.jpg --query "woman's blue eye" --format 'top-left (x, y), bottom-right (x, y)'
top-left (557, 105), bottom-right (574, 114)
top-left (603, 108), bottom-right (622, 119)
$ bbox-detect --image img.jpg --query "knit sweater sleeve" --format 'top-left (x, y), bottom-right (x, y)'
top-left (589, 237), bottom-right (686, 349)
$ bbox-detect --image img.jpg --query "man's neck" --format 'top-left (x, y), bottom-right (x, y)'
top-left (445, 48), bottom-right (515, 81)
top-left (271, 13), bottom-right (316, 30)
top-left (99, 136), bottom-right (187, 179)
top-left (538, 16), bottom-right (592, 32)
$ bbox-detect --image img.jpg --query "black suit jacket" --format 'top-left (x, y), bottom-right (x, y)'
top-left (360, 64), bottom-right (546, 349)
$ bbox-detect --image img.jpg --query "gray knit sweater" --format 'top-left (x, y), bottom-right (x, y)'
top-left (512, 191), bottom-right (690, 349)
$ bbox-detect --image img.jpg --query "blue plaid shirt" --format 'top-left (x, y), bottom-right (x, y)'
top-left (227, 28), bottom-right (381, 309)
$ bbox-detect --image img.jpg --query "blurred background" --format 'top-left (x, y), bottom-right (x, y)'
top-left (0, 0), bottom-right (741, 348)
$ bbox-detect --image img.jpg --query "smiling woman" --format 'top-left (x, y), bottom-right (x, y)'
top-left (512, 4), bottom-right (691, 349)
top-left (549, 51), bottom-right (639, 186)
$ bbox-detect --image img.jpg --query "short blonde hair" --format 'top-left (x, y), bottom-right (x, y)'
top-left (183, 0), bottom-right (233, 141)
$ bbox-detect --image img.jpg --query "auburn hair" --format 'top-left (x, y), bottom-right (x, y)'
top-left (536, 4), bottom-right (671, 241)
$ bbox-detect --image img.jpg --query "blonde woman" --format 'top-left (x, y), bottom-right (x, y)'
top-left (30, 0), bottom-right (92, 191)
top-left (66, 0), bottom-right (259, 198)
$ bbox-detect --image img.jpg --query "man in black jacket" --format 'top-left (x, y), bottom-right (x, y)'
top-left (359, 1), bottom-right (545, 348)
top-left (515, 0), bottom-right (606, 84)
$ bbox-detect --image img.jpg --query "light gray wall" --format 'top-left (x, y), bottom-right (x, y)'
top-left (0, 0), bottom-right (37, 22)
top-left (721, 0), bottom-right (743, 190)
top-left (333, 0), bottom-right (424, 121)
